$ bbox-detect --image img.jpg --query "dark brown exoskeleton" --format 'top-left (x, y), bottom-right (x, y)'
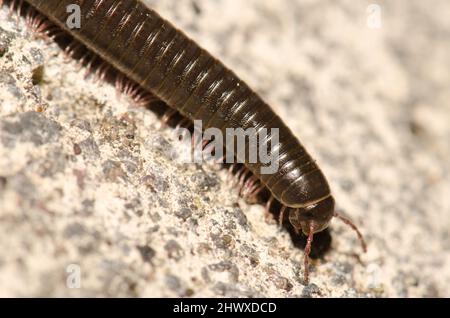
top-left (4, 0), bottom-right (367, 283)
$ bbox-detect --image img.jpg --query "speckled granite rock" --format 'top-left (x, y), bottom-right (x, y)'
top-left (0, 0), bottom-right (449, 297)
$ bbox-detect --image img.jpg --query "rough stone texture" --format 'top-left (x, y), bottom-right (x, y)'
top-left (0, 0), bottom-right (449, 297)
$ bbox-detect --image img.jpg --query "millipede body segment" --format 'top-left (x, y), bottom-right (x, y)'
top-left (3, 0), bottom-right (366, 283)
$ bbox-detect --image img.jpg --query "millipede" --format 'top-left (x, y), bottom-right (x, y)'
top-left (2, 0), bottom-right (367, 284)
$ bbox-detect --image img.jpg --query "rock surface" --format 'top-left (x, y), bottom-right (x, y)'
top-left (0, 0), bottom-right (449, 297)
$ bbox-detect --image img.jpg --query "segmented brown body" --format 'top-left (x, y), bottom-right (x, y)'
top-left (23, 0), bottom-right (331, 209)
top-left (4, 0), bottom-right (368, 284)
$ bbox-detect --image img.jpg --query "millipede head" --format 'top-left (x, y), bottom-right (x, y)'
top-left (288, 196), bottom-right (335, 236)
top-left (285, 196), bottom-right (366, 284)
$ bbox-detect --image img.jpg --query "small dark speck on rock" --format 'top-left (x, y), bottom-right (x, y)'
top-left (336, 261), bottom-right (353, 274)
top-left (39, 150), bottom-right (67, 177)
top-left (141, 174), bottom-right (169, 193)
top-left (63, 222), bottom-right (87, 238)
top-left (409, 120), bottom-right (426, 136)
top-left (302, 283), bottom-right (321, 298)
top-left (141, 174), bottom-right (155, 191)
top-left (80, 199), bottom-right (95, 215)
top-left (9, 173), bottom-right (36, 199)
top-left (208, 261), bottom-right (239, 283)
top-left (190, 172), bottom-right (218, 192)
top-left (73, 143), bottom-right (82, 155)
top-left (174, 207), bottom-right (192, 221)
top-left (29, 47), bottom-right (44, 65)
top-left (102, 160), bottom-right (126, 182)
top-left (211, 282), bottom-right (245, 297)
top-left (187, 217), bottom-right (199, 230)
top-left (0, 176), bottom-right (6, 190)
top-left (0, 28), bottom-right (15, 57)
top-left (0, 44), bottom-right (6, 57)
top-left (165, 274), bottom-right (182, 292)
top-left (124, 197), bottom-right (143, 217)
top-left (78, 242), bottom-right (96, 255)
top-left (137, 245), bottom-right (156, 264)
top-left (211, 234), bottom-right (235, 249)
top-left (70, 119), bottom-right (92, 133)
top-left (31, 65), bottom-right (44, 86)
top-left (184, 288), bottom-right (195, 297)
top-left (149, 212), bottom-right (161, 222)
top-left (201, 267), bottom-right (211, 283)
top-left (271, 274), bottom-right (293, 291)
top-left (164, 239), bottom-right (185, 261)
top-left (122, 159), bottom-right (139, 175)
top-left (147, 225), bottom-right (160, 234)
top-left (227, 207), bottom-right (248, 229)
top-left (196, 243), bottom-right (212, 255)
top-left (150, 135), bottom-right (172, 155)
top-left (331, 273), bottom-right (347, 286)
top-left (339, 179), bottom-right (354, 192)
top-left (240, 244), bottom-right (259, 267)
top-left (73, 169), bottom-right (85, 190)
top-left (78, 137), bottom-right (100, 158)
top-left (167, 227), bottom-right (182, 237)
top-left (191, 1), bottom-right (202, 15)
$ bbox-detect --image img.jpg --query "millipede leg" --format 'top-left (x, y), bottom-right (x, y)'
top-left (227, 164), bottom-right (236, 178)
top-left (122, 81), bottom-right (132, 96)
top-left (214, 154), bottom-right (225, 164)
top-left (161, 109), bottom-right (177, 127)
top-left (201, 138), bottom-right (210, 150)
top-left (242, 176), bottom-right (264, 203)
top-left (16, 0), bottom-right (23, 22)
top-left (84, 56), bottom-right (97, 78)
top-left (64, 42), bottom-right (82, 59)
top-left (279, 205), bottom-right (287, 227)
top-left (9, 0), bottom-right (18, 17)
top-left (232, 166), bottom-right (246, 186)
top-left (303, 223), bottom-right (315, 284)
top-left (203, 140), bottom-right (215, 152)
top-left (93, 62), bottom-right (109, 83)
top-left (136, 93), bottom-right (157, 107)
top-left (264, 195), bottom-right (274, 222)
top-left (77, 52), bottom-right (91, 71)
top-left (127, 84), bottom-right (146, 103)
top-left (238, 170), bottom-right (251, 192)
top-left (6, 0), bottom-right (23, 23)
top-left (47, 27), bottom-right (65, 41)
top-left (175, 117), bottom-right (190, 130)
top-left (114, 74), bottom-right (125, 97)
top-left (241, 175), bottom-right (256, 197)
top-left (250, 183), bottom-right (265, 197)
top-left (174, 122), bottom-right (191, 141)
top-left (191, 131), bottom-right (205, 149)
